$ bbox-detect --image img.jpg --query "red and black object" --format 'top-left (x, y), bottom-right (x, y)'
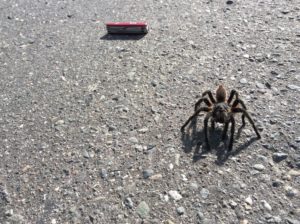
top-left (106, 22), bottom-right (148, 34)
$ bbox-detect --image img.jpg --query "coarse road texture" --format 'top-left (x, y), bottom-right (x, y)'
top-left (0, 0), bottom-right (300, 223)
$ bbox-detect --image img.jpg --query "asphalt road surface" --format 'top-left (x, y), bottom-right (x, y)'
top-left (0, 0), bottom-right (300, 223)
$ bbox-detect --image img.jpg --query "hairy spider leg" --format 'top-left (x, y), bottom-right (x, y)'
top-left (227, 89), bottom-right (238, 105)
top-left (181, 107), bottom-right (211, 132)
top-left (232, 98), bottom-right (248, 126)
top-left (204, 112), bottom-right (212, 151)
top-left (232, 108), bottom-right (261, 139)
top-left (211, 119), bottom-right (215, 130)
top-left (202, 90), bottom-right (216, 104)
top-left (228, 116), bottom-right (236, 151)
top-left (228, 89), bottom-right (247, 126)
top-left (194, 98), bottom-right (212, 112)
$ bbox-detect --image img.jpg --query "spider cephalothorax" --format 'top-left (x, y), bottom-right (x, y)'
top-left (181, 85), bottom-right (261, 151)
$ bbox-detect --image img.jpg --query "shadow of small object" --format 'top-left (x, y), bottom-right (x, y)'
top-left (100, 33), bottom-right (146, 41)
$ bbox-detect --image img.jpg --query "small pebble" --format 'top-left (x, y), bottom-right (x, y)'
top-left (138, 128), bottom-right (148, 133)
top-left (181, 174), bottom-right (188, 181)
top-left (55, 120), bottom-right (64, 125)
top-left (176, 207), bottom-right (185, 215)
top-left (245, 196), bottom-right (253, 205)
top-left (291, 208), bottom-right (300, 217)
top-left (190, 182), bottom-right (199, 190)
top-left (256, 82), bottom-right (265, 89)
top-left (165, 220), bottom-right (175, 224)
top-left (253, 164), bottom-right (265, 171)
top-left (272, 179), bottom-right (283, 187)
top-left (137, 201), bottom-right (150, 219)
top-left (151, 80), bottom-right (158, 87)
top-left (200, 188), bottom-right (209, 199)
top-left (284, 217), bottom-right (300, 224)
top-left (282, 174), bottom-right (292, 181)
top-left (129, 137), bottom-right (139, 143)
top-left (149, 174), bottom-right (163, 180)
top-left (266, 216), bottom-right (282, 223)
top-left (240, 78), bottom-right (248, 84)
top-left (272, 152), bottom-right (288, 162)
top-left (287, 85), bottom-right (300, 91)
top-left (261, 200), bottom-right (272, 211)
top-left (142, 169), bottom-right (154, 179)
top-left (168, 190), bottom-right (182, 201)
top-left (197, 211), bottom-right (205, 220)
top-left (240, 219), bottom-right (249, 224)
top-left (175, 154), bottom-right (180, 166)
top-left (163, 194), bottom-right (169, 202)
top-left (0, 184), bottom-right (10, 203)
top-left (82, 149), bottom-right (91, 158)
top-left (288, 169), bottom-right (300, 177)
top-left (100, 169), bottom-right (108, 179)
top-left (5, 209), bottom-right (13, 217)
top-left (6, 213), bottom-right (25, 223)
top-left (285, 186), bottom-right (299, 198)
top-left (226, 0), bottom-right (234, 4)
top-left (125, 197), bottom-right (134, 209)
top-left (229, 200), bottom-right (238, 208)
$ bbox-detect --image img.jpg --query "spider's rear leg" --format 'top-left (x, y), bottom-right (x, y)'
top-left (194, 98), bottom-right (212, 112)
top-left (181, 107), bottom-right (211, 132)
top-left (232, 108), bottom-right (261, 139)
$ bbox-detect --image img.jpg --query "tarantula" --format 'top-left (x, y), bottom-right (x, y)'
top-left (181, 85), bottom-right (261, 151)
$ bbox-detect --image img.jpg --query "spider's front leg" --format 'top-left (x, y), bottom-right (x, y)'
top-left (229, 90), bottom-right (248, 126)
top-left (211, 119), bottom-right (215, 130)
top-left (204, 113), bottom-right (212, 151)
top-left (232, 108), bottom-right (261, 139)
top-left (194, 98), bottom-right (212, 112)
top-left (202, 90), bottom-right (216, 104)
top-left (181, 107), bottom-right (211, 132)
top-left (228, 90), bottom-right (248, 110)
top-left (228, 116), bottom-right (236, 151)
top-left (232, 98), bottom-right (248, 126)
top-left (227, 89), bottom-right (238, 105)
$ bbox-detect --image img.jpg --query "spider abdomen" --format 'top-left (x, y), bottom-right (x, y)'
top-left (212, 103), bottom-right (231, 123)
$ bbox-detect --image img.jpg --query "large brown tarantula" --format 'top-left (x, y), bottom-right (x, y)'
top-left (181, 85), bottom-right (261, 151)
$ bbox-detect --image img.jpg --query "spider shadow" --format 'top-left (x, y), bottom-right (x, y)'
top-left (100, 33), bottom-right (146, 41)
top-left (181, 116), bottom-right (226, 163)
top-left (181, 116), bottom-right (260, 165)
